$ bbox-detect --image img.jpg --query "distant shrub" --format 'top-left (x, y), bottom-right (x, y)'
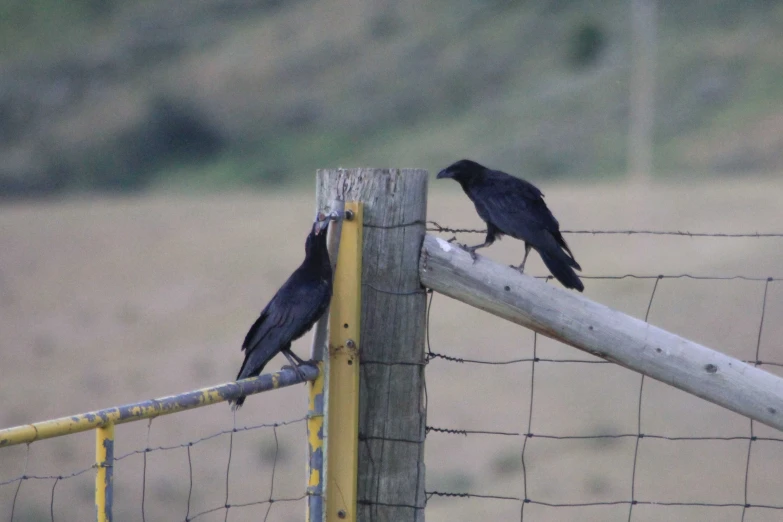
top-left (568, 21), bottom-right (606, 69)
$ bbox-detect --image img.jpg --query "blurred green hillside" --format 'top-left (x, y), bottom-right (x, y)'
top-left (1, 0), bottom-right (782, 197)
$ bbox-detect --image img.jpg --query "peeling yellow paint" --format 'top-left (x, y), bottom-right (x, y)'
top-left (0, 369), bottom-right (315, 448)
top-left (0, 367), bottom-right (318, 522)
top-left (95, 422), bottom-right (114, 522)
top-left (307, 361), bottom-right (326, 492)
top-left (308, 417), bottom-right (324, 451)
top-left (309, 469), bottom-right (321, 487)
top-left (310, 365), bottom-right (324, 398)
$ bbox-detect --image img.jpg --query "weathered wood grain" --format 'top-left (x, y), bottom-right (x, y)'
top-left (317, 169), bottom-right (428, 521)
top-left (419, 234), bottom-right (783, 432)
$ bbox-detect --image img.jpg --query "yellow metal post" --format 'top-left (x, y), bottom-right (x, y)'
top-left (306, 360), bottom-right (325, 522)
top-left (324, 202), bottom-right (362, 522)
top-left (95, 422), bottom-right (114, 522)
top-left (307, 201), bottom-right (345, 522)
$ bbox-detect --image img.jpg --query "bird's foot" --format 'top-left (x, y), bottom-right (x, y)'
top-left (281, 364), bottom-right (307, 380)
top-left (300, 359), bottom-right (319, 368)
top-left (457, 243), bottom-right (479, 263)
top-left (283, 361), bottom-right (319, 381)
top-left (509, 264), bottom-right (526, 274)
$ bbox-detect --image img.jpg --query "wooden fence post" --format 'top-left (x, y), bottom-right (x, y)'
top-left (317, 168), bottom-right (428, 522)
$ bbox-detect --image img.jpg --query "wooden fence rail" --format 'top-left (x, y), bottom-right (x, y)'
top-left (419, 233), bottom-right (783, 432)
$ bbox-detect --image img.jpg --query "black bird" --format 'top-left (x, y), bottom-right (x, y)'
top-left (437, 159), bottom-right (584, 292)
top-left (231, 215), bottom-right (333, 408)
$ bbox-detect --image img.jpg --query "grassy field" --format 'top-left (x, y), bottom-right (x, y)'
top-left (3, 1), bottom-right (783, 195)
top-left (1, 177), bottom-right (782, 521)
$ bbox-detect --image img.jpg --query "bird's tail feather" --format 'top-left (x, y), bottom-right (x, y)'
top-left (230, 361), bottom-right (267, 410)
top-left (553, 232), bottom-right (581, 271)
top-left (539, 250), bottom-right (584, 292)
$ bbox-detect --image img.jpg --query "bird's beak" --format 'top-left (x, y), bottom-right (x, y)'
top-left (436, 168), bottom-right (452, 179)
top-left (313, 215), bottom-right (330, 236)
top-left (313, 210), bottom-right (340, 235)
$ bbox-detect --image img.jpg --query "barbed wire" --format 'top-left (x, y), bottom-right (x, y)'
top-left (428, 352), bottom-right (782, 369)
top-left (582, 274), bottom-right (778, 281)
top-left (425, 490), bottom-right (783, 510)
top-left (426, 221), bottom-right (783, 237)
top-left (356, 219), bottom-right (783, 238)
top-left (427, 430), bottom-right (783, 442)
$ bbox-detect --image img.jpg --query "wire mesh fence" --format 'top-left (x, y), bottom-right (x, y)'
top-left (421, 223), bottom-right (783, 522)
top-left (0, 412), bottom-right (309, 521)
top-left (2, 218), bottom-right (782, 522)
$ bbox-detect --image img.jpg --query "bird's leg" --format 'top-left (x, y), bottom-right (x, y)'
top-left (461, 241), bottom-right (490, 262)
top-left (513, 243), bottom-right (532, 273)
top-left (282, 350), bottom-right (307, 380)
top-left (284, 349), bottom-right (307, 366)
top-left (459, 230), bottom-right (496, 263)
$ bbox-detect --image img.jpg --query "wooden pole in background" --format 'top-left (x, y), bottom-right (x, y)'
top-left (317, 168), bottom-right (429, 522)
top-left (628, 0), bottom-right (657, 183)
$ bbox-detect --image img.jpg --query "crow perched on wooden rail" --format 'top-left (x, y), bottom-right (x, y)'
top-left (231, 213), bottom-right (334, 409)
top-left (437, 159), bottom-right (584, 292)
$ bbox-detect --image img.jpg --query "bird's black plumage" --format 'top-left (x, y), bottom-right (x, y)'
top-left (231, 218), bottom-right (333, 408)
top-left (437, 159), bottom-right (584, 292)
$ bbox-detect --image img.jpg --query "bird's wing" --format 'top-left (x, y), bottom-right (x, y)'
top-left (238, 273), bottom-right (331, 379)
top-left (470, 173), bottom-right (559, 242)
top-left (242, 301), bottom-right (272, 352)
top-left (471, 171), bottom-right (580, 267)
